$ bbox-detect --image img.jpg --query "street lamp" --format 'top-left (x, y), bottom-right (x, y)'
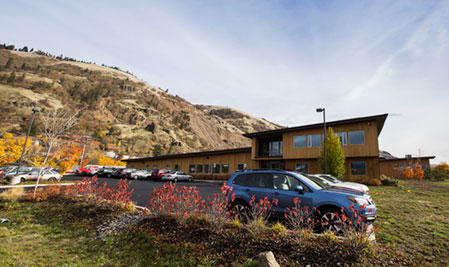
top-left (316, 108), bottom-right (327, 174)
top-left (16, 108), bottom-right (40, 175)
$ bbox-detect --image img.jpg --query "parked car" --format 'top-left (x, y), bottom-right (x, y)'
top-left (97, 166), bottom-right (118, 178)
top-left (121, 168), bottom-right (137, 178)
top-left (2, 166), bottom-right (33, 179)
top-left (226, 169), bottom-right (376, 233)
top-left (77, 165), bottom-right (102, 176)
top-left (129, 170), bottom-right (151, 180)
top-left (7, 169), bottom-right (61, 184)
top-left (161, 171), bottom-right (193, 182)
top-left (111, 167), bottom-right (132, 178)
top-left (150, 169), bottom-right (170, 180)
top-left (309, 174), bottom-right (369, 194)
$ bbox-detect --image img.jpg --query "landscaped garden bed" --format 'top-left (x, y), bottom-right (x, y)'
top-left (1, 177), bottom-right (447, 266)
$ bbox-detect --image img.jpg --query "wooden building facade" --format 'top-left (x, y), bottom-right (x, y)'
top-left (125, 114), bottom-right (393, 184)
top-left (379, 156), bottom-right (435, 178)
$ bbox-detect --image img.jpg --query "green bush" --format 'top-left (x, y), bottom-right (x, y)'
top-left (380, 175), bottom-right (398, 186)
top-left (423, 167), bottom-right (447, 181)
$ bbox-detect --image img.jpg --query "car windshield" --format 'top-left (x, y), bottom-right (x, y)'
top-left (319, 175), bottom-right (339, 183)
top-left (299, 173), bottom-right (329, 189)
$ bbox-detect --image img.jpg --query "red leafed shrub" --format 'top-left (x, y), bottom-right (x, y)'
top-left (248, 195), bottom-right (277, 222)
top-left (173, 185), bottom-right (206, 225)
top-left (145, 182), bottom-right (178, 216)
top-left (204, 183), bottom-right (234, 230)
top-left (284, 197), bottom-right (315, 232)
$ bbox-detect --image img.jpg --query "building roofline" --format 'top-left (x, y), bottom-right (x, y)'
top-left (379, 156), bottom-right (435, 161)
top-left (243, 113), bottom-right (388, 138)
top-left (122, 147), bottom-right (252, 162)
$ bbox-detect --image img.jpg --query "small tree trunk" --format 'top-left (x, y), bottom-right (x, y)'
top-left (34, 141), bottom-right (54, 196)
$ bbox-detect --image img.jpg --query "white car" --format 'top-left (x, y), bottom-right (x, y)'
top-left (8, 169), bottom-right (62, 184)
top-left (309, 174), bottom-right (369, 194)
top-left (161, 171), bottom-right (193, 182)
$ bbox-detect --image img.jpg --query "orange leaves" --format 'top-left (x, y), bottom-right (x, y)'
top-left (402, 163), bottom-right (424, 179)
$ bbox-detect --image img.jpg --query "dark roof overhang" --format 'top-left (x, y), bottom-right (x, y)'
top-left (243, 113), bottom-right (388, 138)
top-left (122, 147), bottom-right (252, 162)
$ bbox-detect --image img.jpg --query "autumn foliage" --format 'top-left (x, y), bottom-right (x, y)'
top-left (402, 163), bottom-right (424, 179)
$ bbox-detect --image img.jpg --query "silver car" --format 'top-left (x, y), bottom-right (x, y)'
top-left (8, 169), bottom-right (62, 184)
top-left (309, 174), bottom-right (369, 194)
top-left (161, 171), bottom-right (193, 182)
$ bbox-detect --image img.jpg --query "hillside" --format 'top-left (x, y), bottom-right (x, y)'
top-left (0, 48), bottom-right (282, 157)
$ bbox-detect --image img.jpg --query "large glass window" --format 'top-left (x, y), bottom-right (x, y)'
top-left (295, 163), bottom-right (308, 173)
top-left (308, 134), bottom-right (321, 147)
top-left (196, 164), bottom-right (203, 173)
top-left (348, 130), bottom-right (365, 145)
top-left (204, 164), bottom-right (210, 173)
top-left (222, 164), bottom-right (229, 173)
top-left (335, 132), bottom-right (347, 146)
top-left (174, 164), bottom-right (180, 171)
top-left (189, 164), bottom-right (195, 173)
top-left (237, 163), bottom-right (246, 171)
top-left (293, 136), bottom-right (306, 148)
top-left (213, 164), bottom-right (221, 174)
top-left (258, 139), bottom-right (283, 157)
top-left (351, 162), bottom-right (367, 175)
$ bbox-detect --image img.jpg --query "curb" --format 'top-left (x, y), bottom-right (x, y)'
top-left (0, 183), bottom-right (75, 189)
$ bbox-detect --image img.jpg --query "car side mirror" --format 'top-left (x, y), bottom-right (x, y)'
top-left (294, 185), bottom-right (304, 194)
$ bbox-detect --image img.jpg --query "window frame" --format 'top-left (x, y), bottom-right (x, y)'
top-left (293, 135), bottom-right (307, 148)
top-left (350, 161), bottom-right (367, 176)
top-left (335, 132), bottom-right (347, 146)
top-left (348, 130), bottom-right (365, 145)
top-left (189, 164), bottom-right (196, 173)
top-left (308, 134), bottom-right (321, 147)
top-left (295, 163), bottom-right (309, 173)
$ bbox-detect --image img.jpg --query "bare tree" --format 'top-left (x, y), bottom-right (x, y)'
top-left (34, 108), bottom-right (80, 195)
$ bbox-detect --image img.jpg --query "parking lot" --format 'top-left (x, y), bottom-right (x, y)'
top-left (61, 175), bottom-right (223, 206)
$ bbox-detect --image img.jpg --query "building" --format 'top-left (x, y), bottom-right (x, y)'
top-left (124, 113), bottom-right (401, 185)
top-left (379, 155), bottom-right (435, 178)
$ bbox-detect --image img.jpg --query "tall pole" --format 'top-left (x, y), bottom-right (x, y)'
top-left (323, 109), bottom-right (327, 174)
top-left (16, 108), bottom-right (39, 175)
top-left (316, 108), bottom-right (327, 174)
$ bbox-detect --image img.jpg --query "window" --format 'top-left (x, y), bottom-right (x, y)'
top-left (189, 164), bottom-right (195, 173)
top-left (213, 164), bottom-right (221, 174)
top-left (165, 164), bottom-right (170, 169)
top-left (152, 165), bottom-right (158, 169)
top-left (308, 134), bottom-right (321, 147)
top-left (258, 139), bottom-right (283, 157)
top-left (245, 173), bottom-right (273, 188)
top-left (237, 163), bottom-right (246, 171)
top-left (174, 164), bottom-right (180, 171)
top-left (204, 164), bottom-right (210, 173)
top-left (295, 163), bottom-right (308, 173)
top-left (335, 132), bottom-right (347, 145)
top-left (196, 164), bottom-right (203, 173)
top-left (222, 164), bottom-right (229, 173)
top-left (351, 162), bottom-right (367, 175)
top-left (293, 136), bottom-right (306, 148)
top-left (348, 130), bottom-right (365, 145)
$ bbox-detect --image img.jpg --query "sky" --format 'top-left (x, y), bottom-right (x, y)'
top-left (1, 0), bottom-right (448, 163)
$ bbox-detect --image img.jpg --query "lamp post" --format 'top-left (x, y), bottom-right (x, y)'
top-left (316, 108), bottom-right (326, 174)
top-left (16, 108), bottom-right (40, 175)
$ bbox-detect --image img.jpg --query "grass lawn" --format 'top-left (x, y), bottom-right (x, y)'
top-left (370, 179), bottom-right (449, 266)
top-left (0, 179), bottom-right (447, 266)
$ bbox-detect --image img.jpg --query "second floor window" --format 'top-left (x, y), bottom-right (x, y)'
top-left (335, 132), bottom-right (347, 145)
top-left (258, 139), bottom-right (283, 157)
top-left (308, 134), bottom-right (321, 147)
top-left (293, 136), bottom-right (307, 148)
top-left (348, 130), bottom-right (365, 145)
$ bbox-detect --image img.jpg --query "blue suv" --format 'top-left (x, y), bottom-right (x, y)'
top-left (226, 169), bottom-right (376, 232)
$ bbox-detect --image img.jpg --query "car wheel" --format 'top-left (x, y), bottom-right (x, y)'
top-left (188, 177), bottom-right (193, 182)
top-left (107, 174), bottom-right (111, 178)
top-left (231, 201), bottom-right (250, 222)
top-left (319, 208), bottom-right (344, 233)
top-left (174, 178), bottom-right (178, 182)
top-left (49, 178), bottom-right (56, 182)
top-left (20, 178), bottom-right (26, 183)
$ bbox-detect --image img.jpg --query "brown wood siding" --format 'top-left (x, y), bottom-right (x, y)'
top-left (380, 158), bottom-right (431, 178)
top-left (282, 120), bottom-right (379, 159)
top-left (285, 156), bottom-right (380, 185)
top-left (126, 151), bottom-right (254, 180)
